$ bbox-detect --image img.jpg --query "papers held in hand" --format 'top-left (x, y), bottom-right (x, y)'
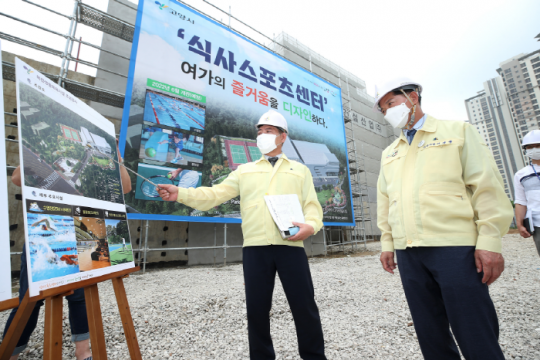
top-left (264, 194), bottom-right (304, 239)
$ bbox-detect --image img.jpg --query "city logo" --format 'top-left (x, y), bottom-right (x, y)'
top-left (23, 66), bottom-right (33, 74)
top-left (29, 202), bottom-right (43, 212)
top-left (32, 191), bottom-right (37, 197)
top-left (74, 206), bottom-right (81, 216)
top-left (105, 211), bottom-right (109, 218)
top-left (154, 1), bottom-right (168, 10)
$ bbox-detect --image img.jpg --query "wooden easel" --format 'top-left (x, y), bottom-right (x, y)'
top-left (0, 267), bottom-right (142, 360)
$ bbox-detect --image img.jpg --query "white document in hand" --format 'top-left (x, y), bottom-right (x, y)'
top-left (264, 194), bottom-right (305, 232)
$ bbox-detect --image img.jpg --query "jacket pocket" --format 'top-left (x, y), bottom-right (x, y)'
top-left (419, 182), bottom-right (475, 235)
top-left (388, 193), bottom-right (405, 239)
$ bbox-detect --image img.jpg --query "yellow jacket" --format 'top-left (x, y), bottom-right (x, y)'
top-left (377, 116), bottom-right (513, 253)
top-left (176, 154), bottom-right (323, 247)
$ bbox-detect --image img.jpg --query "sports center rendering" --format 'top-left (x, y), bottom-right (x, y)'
top-left (143, 90), bottom-right (206, 132)
top-left (218, 136), bottom-right (340, 187)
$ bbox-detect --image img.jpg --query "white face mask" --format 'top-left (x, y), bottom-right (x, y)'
top-left (526, 148), bottom-right (540, 160)
top-left (257, 133), bottom-right (278, 154)
top-left (384, 103), bottom-right (411, 128)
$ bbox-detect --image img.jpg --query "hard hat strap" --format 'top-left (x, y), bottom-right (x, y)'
top-left (400, 89), bottom-right (417, 130)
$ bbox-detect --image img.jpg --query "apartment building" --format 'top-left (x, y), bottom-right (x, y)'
top-left (465, 76), bottom-right (524, 200)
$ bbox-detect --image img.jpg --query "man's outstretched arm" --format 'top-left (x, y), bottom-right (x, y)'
top-left (158, 169), bottom-right (240, 211)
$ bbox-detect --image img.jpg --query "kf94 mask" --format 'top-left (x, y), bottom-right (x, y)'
top-left (257, 134), bottom-right (278, 154)
top-left (384, 103), bottom-right (411, 128)
top-left (383, 90), bottom-right (418, 129)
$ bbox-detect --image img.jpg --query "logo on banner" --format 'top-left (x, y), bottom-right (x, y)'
top-left (74, 206), bottom-right (81, 216)
top-left (154, 1), bottom-right (168, 10)
top-left (28, 202), bottom-right (43, 212)
top-left (23, 66), bottom-right (33, 74)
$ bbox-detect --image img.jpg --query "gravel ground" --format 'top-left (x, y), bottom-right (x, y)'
top-left (2, 234), bottom-right (539, 359)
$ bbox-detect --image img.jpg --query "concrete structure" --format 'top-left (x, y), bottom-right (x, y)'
top-left (465, 77), bottom-right (525, 200)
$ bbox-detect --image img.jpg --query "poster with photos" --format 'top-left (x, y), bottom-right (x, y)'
top-left (15, 58), bottom-right (134, 296)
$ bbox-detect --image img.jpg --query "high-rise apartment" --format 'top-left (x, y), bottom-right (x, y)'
top-left (465, 77), bottom-right (524, 200)
top-left (465, 49), bottom-right (540, 201)
top-left (497, 50), bottom-right (540, 164)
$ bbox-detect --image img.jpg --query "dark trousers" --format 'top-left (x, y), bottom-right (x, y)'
top-left (396, 246), bottom-right (505, 360)
top-left (243, 245), bottom-right (326, 360)
top-left (2, 245), bottom-right (89, 356)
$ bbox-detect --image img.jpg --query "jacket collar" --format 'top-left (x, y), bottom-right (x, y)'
top-left (393, 115), bottom-right (438, 149)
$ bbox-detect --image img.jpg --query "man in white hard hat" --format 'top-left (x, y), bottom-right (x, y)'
top-left (514, 129), bottom-right (540, 257)
top-left (375, 77), bottom-right (513, 360)
top-left (157, 109), bottom-right (327, 360)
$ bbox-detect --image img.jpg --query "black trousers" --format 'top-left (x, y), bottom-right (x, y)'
top-left (243, 245), bottom-right (326, 360)
top-left (396, 246), bottom-right (505, 360)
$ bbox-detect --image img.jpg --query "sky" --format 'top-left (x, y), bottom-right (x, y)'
top-left (1, 0), bottom-right (539, 121)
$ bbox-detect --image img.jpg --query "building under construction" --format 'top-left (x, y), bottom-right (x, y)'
top-left (2, 0), bottom-right (394, 271)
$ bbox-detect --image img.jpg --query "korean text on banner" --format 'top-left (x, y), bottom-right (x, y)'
top-left (119, 0), bottom-right (354, 226)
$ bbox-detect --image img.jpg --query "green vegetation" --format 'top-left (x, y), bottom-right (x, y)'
top-left (110, 245), bottom-right (133, 265)
top-left (92, 156), bottom-right (111, 167)
top-left (106, 220), bottom-right (129, 244)
top-left (317, 189), bottom-right (333, 204)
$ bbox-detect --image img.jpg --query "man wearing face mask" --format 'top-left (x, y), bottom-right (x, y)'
top-left (514, 130), bottom-right (540, 257)
top-left (375, 77), bottom-right (513, 360)
top-left (156, 109), bottom-right (326, 360)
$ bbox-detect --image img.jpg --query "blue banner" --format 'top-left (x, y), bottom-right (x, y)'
top-left (119, 0), bottom-right (354, 226)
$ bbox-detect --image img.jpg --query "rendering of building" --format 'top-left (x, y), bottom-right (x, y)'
top-left (80, 126), bottom-right (112, 155)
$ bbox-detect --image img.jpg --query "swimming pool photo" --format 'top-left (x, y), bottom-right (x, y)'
top-left (26, 213), bottom-right (80, 282)
top-left (143, 91), bottom-right (205, 132)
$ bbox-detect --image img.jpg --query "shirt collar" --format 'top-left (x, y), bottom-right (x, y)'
top-left (264, 153), bottom-right (283, 161)
top-left (256, 152), bottom-right (288, 164)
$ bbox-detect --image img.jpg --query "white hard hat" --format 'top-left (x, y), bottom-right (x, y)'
top-left (373, 77), bottom-right (423, 113)
top-left (522, 130), bottom-right (540, 148)
top-left (256, 109), bottom-right (288, 133)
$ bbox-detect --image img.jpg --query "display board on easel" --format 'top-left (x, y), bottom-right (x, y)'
top-left (0, 40), bottom-right (13, 302)
top-left (0, 58), bottom-right (143, 360)
top-left (14, 58), bottom-right (135, 297)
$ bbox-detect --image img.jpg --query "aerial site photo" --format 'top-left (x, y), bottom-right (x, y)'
top-left (18, 82), bottom-right (124, 204)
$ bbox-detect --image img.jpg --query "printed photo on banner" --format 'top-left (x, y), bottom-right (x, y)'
top-left (143, 89), bottom-right (206, 133)
top-left (26, 202), bottom-right (80, 282)
top-left (17, 75), bottom-right (124, 204)
top-left (139, 122), bottom-right (204, 166)
top-left (105, 219), bottom-right (133, 266)
top-left (16, 58), bottom-right (135, 296)
top-left (119, 0), bottom-right (354, 225)
top-left (134, 163), bottom-right (202, 203)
